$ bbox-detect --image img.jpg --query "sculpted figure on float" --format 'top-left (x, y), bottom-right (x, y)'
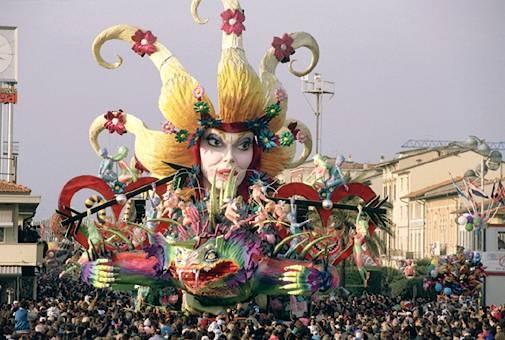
top-left (55, 0), bottom-right (385, 314)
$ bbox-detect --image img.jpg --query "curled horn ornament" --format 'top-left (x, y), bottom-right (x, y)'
top-left (193, 0), bottom-right (244, 50)
top-left (192, 0), bottom-right (242, 25)
top-left (89, 114), bottom-right (108, 156)
top-left (285, 119), bottom-right (313, 169)
top-left (259, 32), bottom-right (319, 134)
top-left (92, 24), bottom-right (189, 86)
top-left (89, 113), bottom-right (148, 157)
top-left (191, 0), bottom-right (209, 24)
top-left (260, 32), bottom-right (319, 98)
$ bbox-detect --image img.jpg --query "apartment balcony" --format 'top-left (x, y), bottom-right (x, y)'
top-left (0, 242), bottom-right (45, 267)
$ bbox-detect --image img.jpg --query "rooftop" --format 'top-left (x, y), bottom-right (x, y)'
top-left (403, 176), bottom-right (496, 201)
top-left (0, 180), bottom-right (32, 194)
top-left (402, 177), bottom-right (460, 200)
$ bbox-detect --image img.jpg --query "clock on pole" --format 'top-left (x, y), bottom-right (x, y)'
top-left (0, 26), bottom-right (18, 182)
top-left (0, 26), bottom-right (17, 84)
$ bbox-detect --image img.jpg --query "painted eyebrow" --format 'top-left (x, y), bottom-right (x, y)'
top-left (208, 130), bottom-right (227, 139)
top-left (208, 130), bottom-right (254, 143)
top-left (205, 132), bottom-right (223, 142)
top-left (210, 129), bottom-right (252, 139)
top-left (236, 136), bottom-right (253, 145)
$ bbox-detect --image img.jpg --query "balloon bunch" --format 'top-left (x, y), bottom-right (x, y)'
top-left (423, 248), bottom-right (485, 297)
top-left (451, 175), bottom-right (505, 233)
top-left (457, 213), bottom-right (486, 232)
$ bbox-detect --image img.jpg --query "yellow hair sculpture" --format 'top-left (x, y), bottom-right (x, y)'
top-left (89, 0), bottom-right (318, 179)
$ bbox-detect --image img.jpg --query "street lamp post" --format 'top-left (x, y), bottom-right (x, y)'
top-left (301, 73), bottom-right (334, 155)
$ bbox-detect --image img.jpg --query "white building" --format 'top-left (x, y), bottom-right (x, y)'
top-left (0, 180), bottom-right (43, 303)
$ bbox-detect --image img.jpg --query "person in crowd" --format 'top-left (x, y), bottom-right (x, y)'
top-left (1, 270), bottom-right (505, 339)
top-left (14, 301), bottom-right (30, 336)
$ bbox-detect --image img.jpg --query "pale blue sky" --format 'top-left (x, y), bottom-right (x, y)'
top-left (1, 0), bottom-right (504, 220)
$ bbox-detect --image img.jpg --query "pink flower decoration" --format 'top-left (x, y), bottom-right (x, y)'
top-left (220, 9), bottom-right (246, 36)
top-left (161, 121), bottom-right (177, 134)
top-left (192, 85), bottom-right (205, 100)
top-left (272, 33), bottom-right (295, 63)
top-left (274, 88), bottom-right (288, 103)
top-left (131, 29), bottom-right (157, 57)
top-left (104, 110), bottom-right (127, 135)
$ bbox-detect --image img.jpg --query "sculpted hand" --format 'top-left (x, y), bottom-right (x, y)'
top-left (81, 258), bottom-right (119, 289)
top-left (280, 265), bottom-right (334, 295)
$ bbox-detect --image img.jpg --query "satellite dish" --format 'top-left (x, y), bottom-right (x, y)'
top-left (477, 142), bottom-right (491, 155)
top-left (465, 136), bottom-right (480, 149)
top-left (489, 150), bottom-right (503, 163)
top-left (487, 150), bottom-right (503, 171)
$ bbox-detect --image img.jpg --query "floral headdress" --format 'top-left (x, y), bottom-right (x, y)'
top-left (89, 0), bottom-right (318, 178)
top-left (164, 83), bottom-right (301, 151)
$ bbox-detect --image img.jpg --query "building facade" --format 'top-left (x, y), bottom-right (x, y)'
top-left (380, 148), bottom-right (503, 260)
top-left (0, 180), bottom-right (43, 303)
top-left (282, 147), bottom-right (504, 263)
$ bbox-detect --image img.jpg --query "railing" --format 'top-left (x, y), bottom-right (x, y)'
top-left (0, 243), bottom-right (45, 266)
top-left (0, 155), bottom-right (17, 182)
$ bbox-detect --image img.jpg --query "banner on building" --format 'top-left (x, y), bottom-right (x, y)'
top-left (482, 251), bottom-right (505, 273)
top-left (0, 87), bottom-right (17, 104)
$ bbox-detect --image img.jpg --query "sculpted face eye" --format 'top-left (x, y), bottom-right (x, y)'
top-left (237, 137), bottom-right (252, 151)
top-left (206, 134), bottom-right (223, 148)
top-left (204, 250), bottom-right (219, 263)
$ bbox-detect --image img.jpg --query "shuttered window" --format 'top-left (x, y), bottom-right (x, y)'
top-left (0, 209), bottom-right (13, 227)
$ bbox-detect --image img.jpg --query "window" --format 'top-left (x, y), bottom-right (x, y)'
top-left (498, 232), bottom-right (505, 250)
top-left (416, 203), bottom-right (422, 219)
top-left (0, 209), bottom-right (13, 227)
top-left (418, 233), bottom-right (422, 256)
top-left (0, 228), bottom-right (4, 242)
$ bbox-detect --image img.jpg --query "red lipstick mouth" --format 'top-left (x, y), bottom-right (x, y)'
top-left (216, 169), bottom-right (238, 179)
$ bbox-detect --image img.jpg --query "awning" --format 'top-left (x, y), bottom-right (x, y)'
top-left (0, 266), bottom-right (22, 276)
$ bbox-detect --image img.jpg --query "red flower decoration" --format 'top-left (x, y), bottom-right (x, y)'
top-left (131, 29), bottom-right (157, 57)
top-left (220, 9), bottom-right (246, 36)
top-left (272, 33), bottom-right (295, 63)
top-left (104, 110), bottom-right (127, 135)
top-left (287, 121), bottom-right (307, 143)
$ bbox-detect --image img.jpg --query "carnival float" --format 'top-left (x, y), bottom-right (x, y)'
top-left (52, 0), bottom-right (389, 313)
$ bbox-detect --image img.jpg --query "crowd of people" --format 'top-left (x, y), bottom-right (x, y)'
top-left (1, 271), bottom-right (504, 340)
